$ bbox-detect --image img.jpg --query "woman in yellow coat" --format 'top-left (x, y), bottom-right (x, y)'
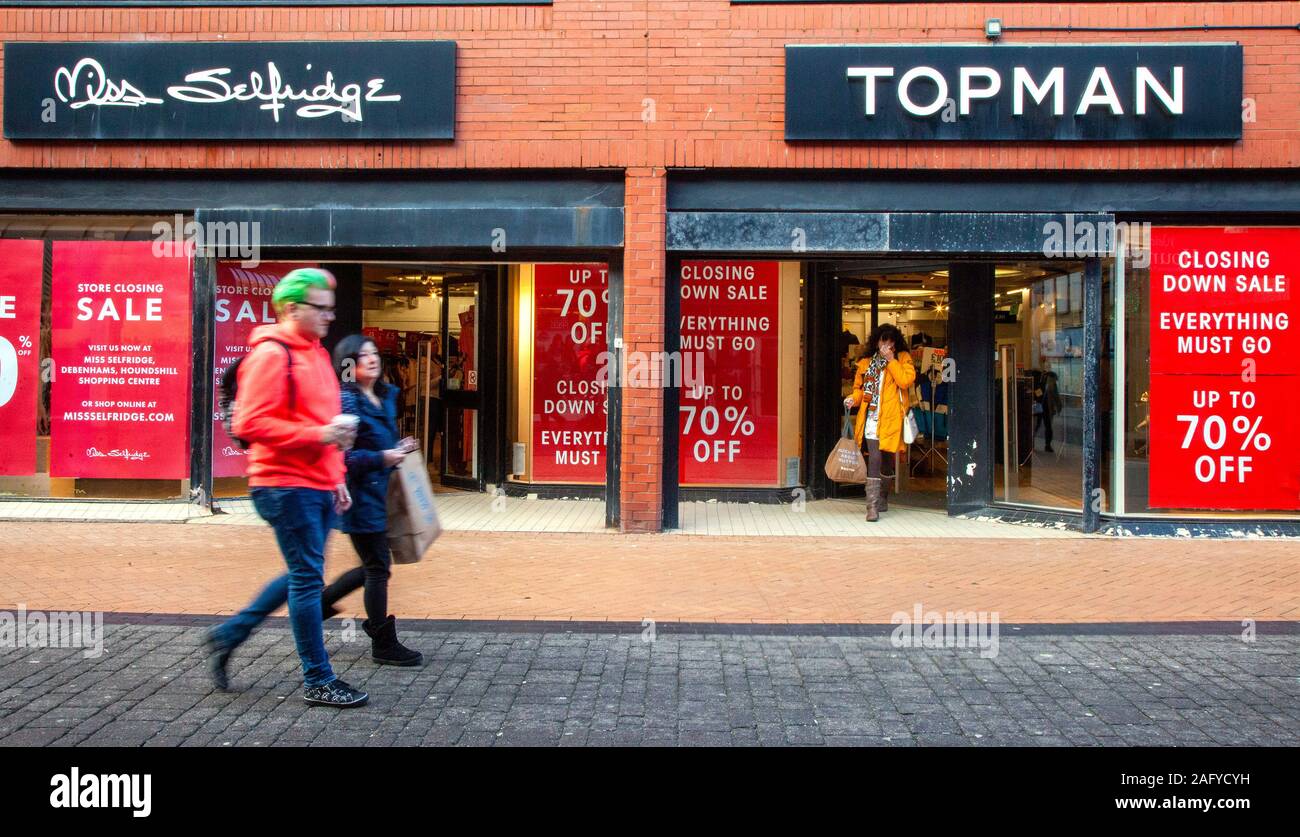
top-left (843, 323), bottom-right (915, 521)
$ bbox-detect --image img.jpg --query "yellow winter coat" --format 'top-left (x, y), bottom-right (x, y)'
top-left (850, 351), bottom-right (916, 453)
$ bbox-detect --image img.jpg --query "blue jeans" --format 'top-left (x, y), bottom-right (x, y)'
top-left (211, 487), bottom-right (337, 687)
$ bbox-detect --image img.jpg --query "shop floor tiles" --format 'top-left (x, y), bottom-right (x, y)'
top-left (674, 499), bottom-right (1080, 539)
top-left (198, 495), bottom-right (1079, 539)
top-left (0, 501), bottom-right (201, 523)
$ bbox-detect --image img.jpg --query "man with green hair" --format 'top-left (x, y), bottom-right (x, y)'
top-left (206, 267), bottom-right (370, 708)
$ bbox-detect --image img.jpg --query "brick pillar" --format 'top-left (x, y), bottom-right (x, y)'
top-left (619, 167), bottom-right (666, 533)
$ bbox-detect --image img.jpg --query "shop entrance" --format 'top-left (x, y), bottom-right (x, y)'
top-left (663, 254), bottom-right (1092, 528)
top-left (823, 259), bottom-right (1087, 513)
top-left (210, 260), bottom-right (506, 499)
top-left (357, 264), bottom-right (492, 491)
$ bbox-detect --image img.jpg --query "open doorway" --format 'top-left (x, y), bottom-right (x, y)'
top-left (830, 259), bottom-right (1087, 513)
top-left (834, 261), bottom-right (949, 509)
top-left (359, 264), bottom-right (491, 492)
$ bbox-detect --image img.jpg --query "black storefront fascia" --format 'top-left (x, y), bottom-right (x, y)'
top-left (664, 169), bottom-right (1300, 537)
top-left (0, 169), bottom-right (627, 527)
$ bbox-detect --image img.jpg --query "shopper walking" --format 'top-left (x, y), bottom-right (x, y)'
top-left (205, 268), bottom-right (370, 708)
top-left (320, 334), bottom-right (424, 667)
top-left (844, 324), bottom-right (916, 522)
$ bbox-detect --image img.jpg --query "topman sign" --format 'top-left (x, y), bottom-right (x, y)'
top-left (785, 44), bottom-right (1244, 142)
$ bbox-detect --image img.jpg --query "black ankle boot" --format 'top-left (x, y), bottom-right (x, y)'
top-left (362, 615), bottom-right (423, 667)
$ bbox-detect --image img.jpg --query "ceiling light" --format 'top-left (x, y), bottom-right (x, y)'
top-left (882, 289), bottom-right (939, 298)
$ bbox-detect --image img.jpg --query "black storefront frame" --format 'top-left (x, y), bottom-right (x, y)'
top-left (817, 268), bottom-right (878, 502)
top-left (1, 170), bottom-right (625, 524)
top-left (661, 250), bottom-right (1103, 529)
top-left (663, 170), bottom-right (1300, 536)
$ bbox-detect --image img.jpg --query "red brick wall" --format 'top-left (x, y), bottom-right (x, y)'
top-left (1, 2), bottom-right (1297, 171)
top-left (620, 168), bottom-right (666, 533)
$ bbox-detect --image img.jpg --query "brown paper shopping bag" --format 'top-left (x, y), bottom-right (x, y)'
top-left (386, 454), bottom-right (443, 564)
top-left (823, 408), bottom-right (867, 484)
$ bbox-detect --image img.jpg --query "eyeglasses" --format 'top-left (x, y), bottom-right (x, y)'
top-left (295, 301), bottom-right (336, 314)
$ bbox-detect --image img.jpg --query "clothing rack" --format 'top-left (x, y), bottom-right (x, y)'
top-left (910, 366), bottom-right (948, 477)
top-left (909, 350), bottom-right (951, 478)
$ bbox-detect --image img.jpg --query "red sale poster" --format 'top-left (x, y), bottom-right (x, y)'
top-left (49, 242), bottom-right (192, 479)
top-left (678, 261), bottom-right (780, 486)
top-left (1149, 227), bottom-right (1297, 376)
top-left (1149, 375), bottom-right (1300, 510)
top-left (531, 263), bottom-right (608, 483)
top-left (212, 262), bottom-right (314, 478)
top-left (0, 240), bottom-right (45, 476)
top-left (1148, 227), bottom-right (1300, 510)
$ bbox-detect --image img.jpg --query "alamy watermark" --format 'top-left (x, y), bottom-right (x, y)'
top-left (50, 768), bottom-right (151, 818)
top-left (596, 349), bottom-right (704, 390)
top-left (152, 213), bottom-right (262, 267)
top-left (891, 603), bottom-right (1000, 659)
top-left (0, 604), bottom-right (104, 658)
top-left (1042, 214), bottom-right (1151, 268)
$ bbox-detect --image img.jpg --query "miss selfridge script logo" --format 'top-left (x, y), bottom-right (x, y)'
top-left (54, 57), bottom-right (402, 123)
top-left (50, 768), bottom-right (151, 818)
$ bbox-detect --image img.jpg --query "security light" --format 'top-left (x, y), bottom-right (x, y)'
top-left (985, 19), bottom-right (1003, 41)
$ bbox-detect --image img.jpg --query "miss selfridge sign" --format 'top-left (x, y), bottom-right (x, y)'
top-left (785, 44), bottom-right (1243, 142)
top-left (3, 41), bottom-right (455, 140)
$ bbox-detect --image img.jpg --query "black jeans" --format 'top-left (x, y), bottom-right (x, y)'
top-left (1035, 409), bottom-right (1055, 448)
top-left (321, 532), bottom-right (393, 624)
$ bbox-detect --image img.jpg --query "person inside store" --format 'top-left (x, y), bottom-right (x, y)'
top-left (844, 323), bottom-right (916, 522)
top-left (320, 334), bottom-right (424, 667)
top-left (1032, 359), bottom-right (1063, 453)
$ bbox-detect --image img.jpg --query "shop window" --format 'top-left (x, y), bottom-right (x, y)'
top-left (510, 263), bottom-right (608, 486)
top-left (993, 263), bottom-right (1086, 511)
top-left (677, 261), bottom-right (803, 488)
top-left (1112, 225), bottom-right (1300, 518)
top-left (0, 217), bottom-right (193, 500)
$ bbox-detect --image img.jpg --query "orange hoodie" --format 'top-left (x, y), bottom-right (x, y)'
top-left (232, 323), bottom-right (345, 491)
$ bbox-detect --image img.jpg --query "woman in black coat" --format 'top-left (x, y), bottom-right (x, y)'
top-left (321, 334), bottom-right (423, 666)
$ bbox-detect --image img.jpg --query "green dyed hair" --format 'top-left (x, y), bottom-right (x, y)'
top-left (272, 268), bottom-right (336, 311)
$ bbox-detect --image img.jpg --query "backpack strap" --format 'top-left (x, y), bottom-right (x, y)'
top-left (265, 339), bottom-right (296, 413)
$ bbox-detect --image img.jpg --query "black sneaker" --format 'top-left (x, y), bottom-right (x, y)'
top-left (304, 678), bottom-right (369, 708)
top-left (205, 629), bottom-right (232, 692)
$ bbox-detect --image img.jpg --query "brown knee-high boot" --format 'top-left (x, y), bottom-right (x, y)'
top-left (879, 477), bottom-right (890, 512)
top-left (864, 478), bottom-right (881, 522)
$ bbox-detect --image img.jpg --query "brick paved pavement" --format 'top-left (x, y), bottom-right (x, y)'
top-left (0, 523), bottom-right (1297, 623)
top-left (0, 621), bottom-right (1296, 747)
top-left (2, 522), bottom-right (1295, 747)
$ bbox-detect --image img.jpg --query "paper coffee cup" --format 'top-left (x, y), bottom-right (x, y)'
top-left (331, 414), bottom-right (359, 449)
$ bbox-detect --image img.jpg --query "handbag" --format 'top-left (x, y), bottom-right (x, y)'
top-left (901, 388), bottom-right (919, 445)
top-left (823, 407), bottom-right (867, 484)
